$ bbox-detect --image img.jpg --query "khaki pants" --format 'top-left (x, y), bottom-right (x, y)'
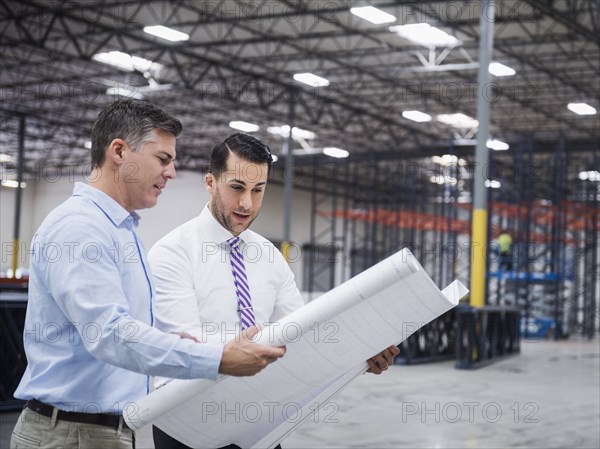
top-left (11, 407), bottom-right (135, 449)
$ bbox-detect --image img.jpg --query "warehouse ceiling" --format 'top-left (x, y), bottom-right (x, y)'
top-left (0, 0), bottom-right (598, 200)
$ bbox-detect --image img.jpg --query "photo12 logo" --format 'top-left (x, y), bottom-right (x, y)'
top-left (198, 400), bottom-right (339, 424)
top-left (401, 401), bottom-right (540, 424)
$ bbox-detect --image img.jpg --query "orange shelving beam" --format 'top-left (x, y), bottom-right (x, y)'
top-left (317, 205), bottom-right (591, 245)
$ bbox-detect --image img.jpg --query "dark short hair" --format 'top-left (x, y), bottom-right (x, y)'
top-left (209, 133), bottom-right (273, 179)
top-left (90, 99), bottom-right (182, 169)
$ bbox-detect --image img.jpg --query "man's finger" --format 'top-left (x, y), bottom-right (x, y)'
top-left (388, 345), bottom-right (400, 356)
top-left (367, 358), bottom-right (383, 374)
top-left (380, 348), bottom-right (398, 365)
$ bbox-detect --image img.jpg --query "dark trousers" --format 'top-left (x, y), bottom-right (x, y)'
top-left (152, 425), bottom-right (283, 449)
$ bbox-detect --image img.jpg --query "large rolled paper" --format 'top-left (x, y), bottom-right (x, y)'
top-left (253, 247), bottom-right (421, 346)
top-left (125, 248), bottom-right (419, 428)
top-left (124, 248), bottom-right (467, 448)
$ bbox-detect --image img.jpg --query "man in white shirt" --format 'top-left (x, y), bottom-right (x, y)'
top-left (148, 133), bottom-right (399, 449)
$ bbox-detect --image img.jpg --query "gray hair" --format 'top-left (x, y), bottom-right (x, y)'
top-left (90, 99), bottom-right (182, 168)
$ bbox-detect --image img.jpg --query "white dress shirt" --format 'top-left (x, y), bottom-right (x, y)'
top-left (148, 204), bottom-right (305, 345)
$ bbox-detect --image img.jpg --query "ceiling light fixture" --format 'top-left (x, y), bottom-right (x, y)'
top-left (323, 147), bottom-right (349, 158)
top-left (92, 51), bottom-right (162, 72)
top-left (486, 139), bottom-right (509, 151)
top-left (350, 6), bottom-right (396, 24)
top-left (143, 25), bottom-right (189, 42)
top-left (437, 113), bottom-right (479, 129)
top-left (293, 72), bottom-right (329, 87)
top-left (389, 23), bottom-right (459, 48)
top-left (489, 62), bottom-right (516, 77)
top-left (402, 110), bottom-right (432, 122)
top-left (1, 180), bottom-right (27, 189)
top-left (229, 121), bottom-right (260, 133)
top-left (567, 102), bottom-right (597, 115)
top-left (267, 125), bottom-right (316, 140)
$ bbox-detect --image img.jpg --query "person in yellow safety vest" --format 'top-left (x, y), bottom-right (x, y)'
top-left (497, 229), bottom-right (513, 271)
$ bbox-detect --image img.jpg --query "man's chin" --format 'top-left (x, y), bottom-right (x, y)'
top-left (230, 221), bottom-right (250, 235)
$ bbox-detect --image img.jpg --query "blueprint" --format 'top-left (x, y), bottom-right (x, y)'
top-left (123, 248), bottom-right (468, 448)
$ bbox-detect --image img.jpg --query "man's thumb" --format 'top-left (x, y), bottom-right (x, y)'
top-left (243, 325), bottom-right (259, 340)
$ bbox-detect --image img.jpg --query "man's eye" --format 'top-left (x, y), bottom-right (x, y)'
top-left (253, 189), bottom-right (263, 193)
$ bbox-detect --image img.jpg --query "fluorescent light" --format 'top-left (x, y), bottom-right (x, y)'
top-left (578, 170), bottom-right (600, 182)
top-left (0, 153), bottom-right (13, 163)
top-left (93, 51), bottom-right (135, 71)
top-left (267, 125), bottom-right (316, 140)
top-left (323, 147), bottom-right (349, 158)
top-left (489, 62), bottom-right (516, 77)
top-left (567, 102), bottom-right (597, 115)
top-left (437, 113), bottom-right (479, 129)
top-left (289, 126), bottom-right (316, 140)
top-left (402, 110), bottom-right (432, 122)
top-left (293, 72), bottom-right (329, 87)
top-left (92, 51), bottom-right (162, 72)
top-left (106, 86), bottom-right (144, 99)
top-left (486, 139), bottom-right (509, 151)
top-left (144, 25), bottom-right (189, 42)
top-left (229, 121), bottom-right (259, 133)
top-left (485, 179), bottom-right (501, 189)
top-left (1, 180), bottom-right (26, 188)
top-left (350, 6), bottom-right (396, 24)
top-left (389, 23), bottom-right (459, 48)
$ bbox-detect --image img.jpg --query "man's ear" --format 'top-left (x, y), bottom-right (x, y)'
top-left (205, 173), bottom-right (215, 192)
top-left (106, 139), bottom-right (126, 165)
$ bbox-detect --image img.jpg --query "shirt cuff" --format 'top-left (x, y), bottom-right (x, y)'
top-left (188, 343), bottom-right (224, 380)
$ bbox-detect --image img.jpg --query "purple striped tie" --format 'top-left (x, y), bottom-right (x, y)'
top-left (227, 237), bottom-right (255, 329)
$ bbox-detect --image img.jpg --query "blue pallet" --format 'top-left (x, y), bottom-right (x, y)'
top-left (488, 271), bottom-right (572, 282)
top-left (521, 317), bottom-right (555, 338)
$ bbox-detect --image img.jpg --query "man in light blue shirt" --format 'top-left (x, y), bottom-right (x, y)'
top-left (11, 100), bottom-right (285, 449)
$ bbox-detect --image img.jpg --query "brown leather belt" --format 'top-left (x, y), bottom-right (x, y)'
top-left (26, 399), bottom-right (131, 430)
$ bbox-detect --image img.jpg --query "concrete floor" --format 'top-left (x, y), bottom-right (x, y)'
top-left (2, 337), bottom-right (598, 448)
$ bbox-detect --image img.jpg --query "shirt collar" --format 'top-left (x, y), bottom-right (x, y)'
top-left (73, 182), bottom-right (140, 227)
top-left (198, 203), bottom-right (253, 246)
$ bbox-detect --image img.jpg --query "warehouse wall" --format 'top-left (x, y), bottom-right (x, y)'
top-left (1, 184), bottom-right (36, 275)
top-left (0, 171), bottom-right (313, 288)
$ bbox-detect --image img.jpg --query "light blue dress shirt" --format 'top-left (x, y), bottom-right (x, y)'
top-left (14, 183), bottom-right (222, 414)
